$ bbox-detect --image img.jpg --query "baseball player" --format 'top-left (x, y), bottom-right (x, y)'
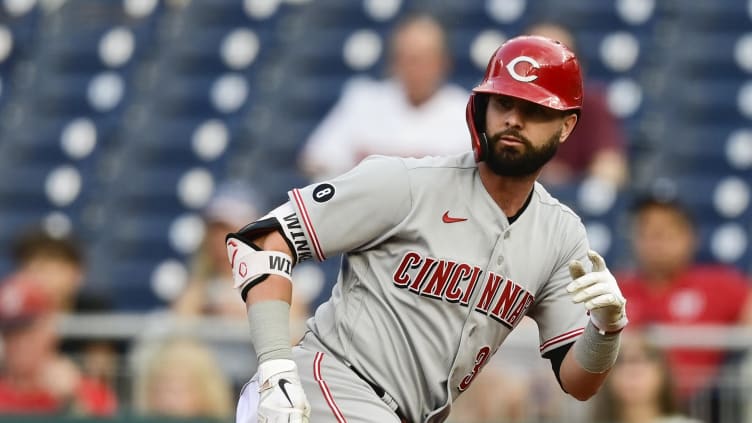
top-left (228, 35), bottom-right (628, 423)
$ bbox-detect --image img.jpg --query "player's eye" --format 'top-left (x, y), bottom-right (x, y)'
top-left (521, 103), bottom-right (559, 120)
top-left (492, 95), bottom-right (514, 110)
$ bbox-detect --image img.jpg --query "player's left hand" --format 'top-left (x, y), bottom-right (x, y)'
top-left (567, 250), bottom-right (627, 334)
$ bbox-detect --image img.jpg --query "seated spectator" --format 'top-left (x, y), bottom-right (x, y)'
top-left (0, 276), bottom-right (116, 416)
top-left (11, 228), bottom-right (88, 313)
top-left (592, 331), bottom-right (701, 423)
top-left (173, 180), bottom-right (266, 320)
top-left (10, 228), bottom-right (120, 401)
top-left (616, 197), bottom-right (752, 400)
top-left (299, 13), bottom-right (469, 181)
top-left (132, 337), bottom-right (233, 420)
top-left (526, 22), bottom-right (628, 188)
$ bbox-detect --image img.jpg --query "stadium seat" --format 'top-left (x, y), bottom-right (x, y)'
top-left (672, 1), bottom-right (752, 30)
top-left (666, 32), bottom-right (751, 79)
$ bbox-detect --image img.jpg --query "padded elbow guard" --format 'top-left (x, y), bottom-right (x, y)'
top-left (226, 202), bottom-right (313, 300)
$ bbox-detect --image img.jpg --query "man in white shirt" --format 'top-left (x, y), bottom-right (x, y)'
top-left (299, 14), bottom-right (470, 180)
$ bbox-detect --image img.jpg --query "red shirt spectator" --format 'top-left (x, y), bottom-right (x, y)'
top-left (0, 375), bottom-right (117, 415)
top-left (616, 197), bottom-right (752, 400)
top-left (0, 382), bottom-right (58, 413)
top-left (619, 266), bottom-right (751, 398)
top-left (0, 276), bottom-right (118, 416)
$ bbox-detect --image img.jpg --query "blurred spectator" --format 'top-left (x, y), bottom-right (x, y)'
top-left (11, 228), bottom-right (87, 313)
top-left (9, 228), bottom-right (121, 404)
top-left (0, 276), bottom-right (116, 416)
top-left (525, 22), bottom-right (628, 188)
top-left (616, 197), bottom-right (752, 400)
top-left (173, 181), bottom-right (267, 320)
top-left (592, 331), bottom-right (701, 423)
top-left (173, 180), bottom-right (317, 341)
top-left (132, 337), bottom-right (233, 420)
top-left (299, 13), bottom-right (469, 181)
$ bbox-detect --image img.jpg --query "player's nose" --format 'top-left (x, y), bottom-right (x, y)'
top-left (504, 104), bottom-right (524, 128)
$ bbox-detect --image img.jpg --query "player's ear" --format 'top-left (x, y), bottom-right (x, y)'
top-left (558, 113), bottom-right (578, 143)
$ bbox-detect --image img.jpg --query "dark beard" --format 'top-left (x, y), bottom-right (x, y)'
top-left (484, 128), bottom-right (561, 177)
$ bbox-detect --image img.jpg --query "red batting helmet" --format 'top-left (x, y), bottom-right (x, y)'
top-left (466, 35), bottom-right (583, 161)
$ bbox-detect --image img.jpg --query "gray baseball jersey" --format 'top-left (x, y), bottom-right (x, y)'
top-left (273, 151), bottom-right (590, 422)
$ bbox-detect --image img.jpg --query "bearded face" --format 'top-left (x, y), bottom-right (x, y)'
top-left (484, 127), bottom-right (562, 177)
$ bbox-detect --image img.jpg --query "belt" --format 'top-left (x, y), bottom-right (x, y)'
top-left (346, 363), bottom-right (408, 422)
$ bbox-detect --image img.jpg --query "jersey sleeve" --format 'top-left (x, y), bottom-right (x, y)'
top-left (529, 220), bottom-right (590, 357)
top-left (287, 155), bottom-right (412, 261)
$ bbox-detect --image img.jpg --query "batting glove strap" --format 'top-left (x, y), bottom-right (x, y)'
top-left (567, 250), bottom-right (628, 335)
top-left (257, 359), bottom-right (298, 384)
top-left (589, 310), bottom-right (628, 336)
top-left (257, 359), bottom-right (311, 423)
top-left (226, 236), bottom-right (293, 301)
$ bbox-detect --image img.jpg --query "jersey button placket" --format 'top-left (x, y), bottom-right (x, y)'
top-left (498, 231), bottom-right (509, 269)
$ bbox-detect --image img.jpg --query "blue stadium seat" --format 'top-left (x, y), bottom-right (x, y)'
top-left (160, 27), bottom-right (273, 75)
top-left (673, 1), bottom-right (752, 30)
top-left (694, 222), bottom-right (751, 270)
top-left (106, 213), bottom-right (176, 257)
top-left (666, 32), bottom-right (750, 79)
top-left (539, 0), bottom-right (655, 31)
top-left (654, 174), bottom-right (752, 226)
top-left (280, 27), bottom-right (387, 77)
top-left (102, 166), bottom-right (193, 212)
top-left (577, 30), bottom-right (654, 80)
top-left (181, 0), bottom-right (292, 27)
top-left (292, 0), bottom-right (398, 29)
top-left (437, 0), bottom-right (529, 31)
top-left (0, 209), bottom-right (47, 246)
top-left (665, 78), bottom-right (747, 123)
top-left (658, 124), bottom-right (752, 175)
top-left (106, 259), bottom-right (167, 310)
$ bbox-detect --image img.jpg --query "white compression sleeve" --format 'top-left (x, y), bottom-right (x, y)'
top-left (573, 321), bottom-right (621, 374)
top-left (247, 300), bottom-right (292, 362)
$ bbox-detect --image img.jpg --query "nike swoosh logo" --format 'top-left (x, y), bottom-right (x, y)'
top-left (442, 211), bottom-right (467, 223)
top-left (278, 378), bottom-right (294, 407)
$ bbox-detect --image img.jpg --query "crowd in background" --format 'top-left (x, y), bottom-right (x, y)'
top-left (0, 0), bottom-right (750, 422)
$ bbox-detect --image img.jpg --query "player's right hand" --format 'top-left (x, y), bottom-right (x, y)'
top-left (257, 359), bottom-right (311, 423)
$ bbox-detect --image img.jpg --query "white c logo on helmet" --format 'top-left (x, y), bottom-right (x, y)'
top-left (506, 56), bottom-right (540, 82)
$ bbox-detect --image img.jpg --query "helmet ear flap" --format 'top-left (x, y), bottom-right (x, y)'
top-left (477, 132), bottom-right (489, 162)
top-left (472, 94), bottom-right (490, 161)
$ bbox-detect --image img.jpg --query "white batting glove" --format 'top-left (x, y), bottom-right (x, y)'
top-left (257, 359), bottom-right (311, 423)
top-left (567, 250), bottom-right (628, 335)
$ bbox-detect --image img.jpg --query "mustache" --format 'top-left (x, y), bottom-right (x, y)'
top-left (487, 129), bottom-right (532, 147)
